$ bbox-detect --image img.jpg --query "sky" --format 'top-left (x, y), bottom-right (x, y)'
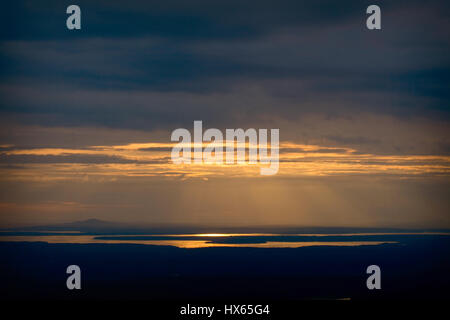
top-left (0, 0), bottom-right (449, 228)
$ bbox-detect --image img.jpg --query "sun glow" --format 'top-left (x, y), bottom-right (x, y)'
top-left (193, 233), bottom-right (231, 237)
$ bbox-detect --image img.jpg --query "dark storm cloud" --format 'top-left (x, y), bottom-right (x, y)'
top-left (0, 0), bottom-right (449, 132)
top-left (0, 0), bottom-right (393, 41)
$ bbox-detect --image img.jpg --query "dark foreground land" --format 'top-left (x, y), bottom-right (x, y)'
top-left (1, 235), bottom-right (449, 302)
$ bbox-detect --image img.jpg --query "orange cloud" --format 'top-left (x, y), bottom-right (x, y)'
top-left (1, 141), bottom-right (449, 182)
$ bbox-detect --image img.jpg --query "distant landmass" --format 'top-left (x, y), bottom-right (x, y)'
top-left (4, 218), bottom-right (126, 232)
top-left (4, 218), bottom-right (449, 234)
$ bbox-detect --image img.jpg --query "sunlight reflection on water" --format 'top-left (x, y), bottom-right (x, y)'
top-left (0, 234), bottom-right (399, 248)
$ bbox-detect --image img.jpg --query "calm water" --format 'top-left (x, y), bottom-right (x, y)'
top-left (0, 232), bottom-right (430, 248)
